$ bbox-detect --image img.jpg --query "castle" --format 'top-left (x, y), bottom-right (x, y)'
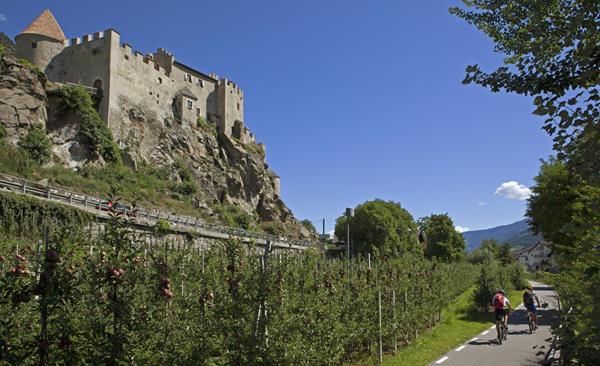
top-left (15, 9), bottom-right (256, 144)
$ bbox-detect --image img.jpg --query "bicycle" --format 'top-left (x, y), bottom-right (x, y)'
top-left (496, 307), bottom-right (511, 344)
top-left (527, 302), bottom-right (549, 334)
top-left (527, 309), bottom-right (535, 334)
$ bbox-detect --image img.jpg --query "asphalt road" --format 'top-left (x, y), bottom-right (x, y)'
top-left (428, 281), bottom-right (560, 366)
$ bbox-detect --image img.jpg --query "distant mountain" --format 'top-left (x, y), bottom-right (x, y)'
top-left (462, 219), bottom-right (541, 251)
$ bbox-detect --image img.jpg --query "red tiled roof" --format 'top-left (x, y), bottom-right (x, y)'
top-left (19, 9), bottom-right (66, 42)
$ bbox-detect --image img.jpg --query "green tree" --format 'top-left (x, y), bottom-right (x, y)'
top-left (497, 243), bottom-right (515, 265)
top-left (334, 200), bottom-right (420, 257)
top-left (300, 219), bottom-right (317, 234)
top-left (527, 159), bottom-right (580, 256)
top-left (480, 239), bottom-right (500, 258)
top-left (452, 2), bottom-right (600, 361)
top-left (467, 238), bottom-right (499, 265)
top-left (467, 246), bottom-right (495, 264)
top-left (18, 125), bottom-right (52, 164)
top-left (419, 214), bottom-right (466, 262)
top-left (450, 1), bottom-right (600, 163)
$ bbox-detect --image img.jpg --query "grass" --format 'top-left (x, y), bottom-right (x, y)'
top-left (350, 287), bottom-right (522, 366)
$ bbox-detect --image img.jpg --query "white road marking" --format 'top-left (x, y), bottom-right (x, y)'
top-left (490, 325), bottom-right (496, 330)
top-left (455, 345), bottom-right (466, 352)
top-left (435, 356), bottom-right (449, 364)
top-left (468, 337), bottom-right (478, 342)
top-left (481, 330), bottom-right (489, 335)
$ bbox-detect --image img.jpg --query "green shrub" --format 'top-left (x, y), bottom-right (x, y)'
top-left (18, 125), bottom-right (52, 164)
top-left (258, 221), bottom-right (286, 236)
top-left (245, 141), bottom-right (265, 157)
top-left (172, 180), bottom-right (197, 195)
top-left (197, 117), bottom-right (217, 137)
top-left (17, 58), bottom-right (42, 73)
top-left (213, 204), bottom-right (255, 230)
top-left (47, 86), bottom-right (121, 164)
top-left (0, 142), bottom-right (33, 176)
top-left (154, 219), bottom-right (171, 235)
top-left (0, 123), bottom-right (6, 139)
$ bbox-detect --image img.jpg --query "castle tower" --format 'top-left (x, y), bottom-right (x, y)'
top-left (15, 9), bottom-right (66, 72)
top-left (217, 78), bottom-right (244, 137)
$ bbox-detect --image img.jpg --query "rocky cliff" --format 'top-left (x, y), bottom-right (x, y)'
top-left (0, 51), bottom-right (47, 146)
top-left (0, 48), bottom-right (310, 238)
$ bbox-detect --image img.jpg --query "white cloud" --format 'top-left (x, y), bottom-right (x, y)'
top-left (477, 201), bottom-right (487, 206)
top-left (494, 181), bottom-right (532, 201)
top-left (0, 14), bottom-right (6, 23)
top-left (455, 225), bottom-right (470, 233)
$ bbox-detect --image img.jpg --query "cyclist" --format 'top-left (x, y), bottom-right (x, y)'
top-left (523, 284), bottom-right (541, 331)
top-left (492, 289), bottom-right (511, 341)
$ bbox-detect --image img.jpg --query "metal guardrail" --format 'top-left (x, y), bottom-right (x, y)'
top-left (0, 173), bottom-right (313, 249)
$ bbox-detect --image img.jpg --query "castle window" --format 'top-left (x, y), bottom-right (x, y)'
top-left (197, 79), bottom-right (204, 88)
top-left (124, 54), bottom-right (129, 60)
top-left (158, 77), bottom-right (162, 84)
top-left (196, 108), bottom-right (201, 117)
top-left (185, 74), bottom-right (192, 82)
top-left (237, 103), bottom-right (240, 111)
top-left (32, 42), bottom-right (37, 49)
top-left (187, 100), bottom-right (193, 110)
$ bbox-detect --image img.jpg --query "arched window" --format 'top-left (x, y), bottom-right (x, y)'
top-left (93, 79), bottom-right (103, 90)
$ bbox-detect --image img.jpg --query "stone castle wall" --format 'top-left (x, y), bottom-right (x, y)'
top-left (44, 31), bottom-right (113, 120)
top-left (15, 27), bottom-right (254, 143)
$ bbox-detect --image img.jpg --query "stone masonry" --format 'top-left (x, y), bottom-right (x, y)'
top-left (15, 10), bottom-right (256, 145)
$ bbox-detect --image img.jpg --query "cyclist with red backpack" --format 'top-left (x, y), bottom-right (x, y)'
top-left (492, 289), bottom-right (511, 343)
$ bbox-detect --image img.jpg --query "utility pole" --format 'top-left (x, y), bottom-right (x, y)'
top-left (345, 208), bottom-right (354, 280)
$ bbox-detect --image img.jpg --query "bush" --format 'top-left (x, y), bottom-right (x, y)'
top-left (258, 221), bottom-right (286, 236)
top-left (473, 261), bottom-right (527, 311)
top-left (0, 123), bottom-right (6, 140)
top-left (196, 117), bottom-right (217, 137)
top-left (0, 142), bottom-right (33, 176)
top-left (18, 125), bottom-right (52, 164)
top-left (214, 204), bottom-right (254, 230)
top-left (154, 219), bottom-right (171, 235)
top-left (47, 86), bottom-right (121, 164)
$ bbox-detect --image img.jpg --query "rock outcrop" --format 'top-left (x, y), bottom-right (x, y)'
top-left (112, 95), bottom-right (304, 232)
top-left (0, 51), bottom-right (47, 146)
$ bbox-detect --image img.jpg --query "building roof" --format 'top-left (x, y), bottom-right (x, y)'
top-left (176, 87), bottom-right (198, 100)
top-left (515, 240), bottom-right (551, 257)
top-left (174, 61), bottom-right (218, 82)
top-left (19, 9), bottom-right (66, 42)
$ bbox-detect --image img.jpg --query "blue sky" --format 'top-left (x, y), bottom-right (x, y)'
top-left (1, 1), bottom-right (553, 233)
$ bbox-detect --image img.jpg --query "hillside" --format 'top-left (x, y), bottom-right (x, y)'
top-left (462, 219), bottom-right (541, 251)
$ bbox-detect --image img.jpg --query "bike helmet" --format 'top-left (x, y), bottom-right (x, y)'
top-left (526, 284), bottom-right (533, 290)
top-left (498, 289), bottom-right (505, 294)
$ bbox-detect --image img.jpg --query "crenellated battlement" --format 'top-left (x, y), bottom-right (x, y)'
top-left (65, 30), bottom-right (107, 47)
top-left (120, 44), bottom-right (171, 77)
top-left (219, 78), bottom-right (244, 95)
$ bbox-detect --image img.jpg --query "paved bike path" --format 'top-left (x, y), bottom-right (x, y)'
top-left (427, 281), bottom-right (559, 366)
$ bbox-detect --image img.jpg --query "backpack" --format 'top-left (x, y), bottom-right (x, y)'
top-left (523, 291), bottom-right (534, 305)
top-left (493, 293), bottom-right (505, 309)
